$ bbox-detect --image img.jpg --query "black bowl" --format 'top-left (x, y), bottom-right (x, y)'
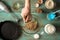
top-left (0, 21), bottom-right (22, 40)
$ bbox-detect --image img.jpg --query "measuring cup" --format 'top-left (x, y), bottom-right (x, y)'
top-left (47, 10), bottom-right (60, 21)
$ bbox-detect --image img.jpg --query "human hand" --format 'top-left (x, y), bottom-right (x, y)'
top-left (21, 7), bottom-right (31, 22)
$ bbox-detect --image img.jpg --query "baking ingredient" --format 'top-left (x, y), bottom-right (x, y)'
top-left (36, 8), bottom-right (42, 13)
top-left (35, 3), bottom-right (40, 7)
top-left (12, 2), bottom-right (20, 10)
top-left (25, 20), bottom-right (37, 31)
top-left (44, 24), bottom-right (56, 34)
top-left (34, 34), bottom-right (40, 39)
top-left (45, 0), bottom-right (55, 9)
top-left (37, 0), bottom-right (43, 4)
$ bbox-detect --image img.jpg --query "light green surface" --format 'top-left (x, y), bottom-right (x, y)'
top-left (0, 0), bottom-right (60, 40)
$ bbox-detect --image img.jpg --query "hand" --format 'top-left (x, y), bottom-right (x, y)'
top-left (21, 7), bottom-right (31, 22)
top-left (21, 0), bottom-right (31, 22)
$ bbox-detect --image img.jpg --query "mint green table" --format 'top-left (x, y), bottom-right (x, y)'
top-left (0, 0), bottom-right (60, 40)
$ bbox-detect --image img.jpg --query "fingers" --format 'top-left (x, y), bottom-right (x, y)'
top-left (25, 15), bottom-right (29, 22)
top-left (23, 16), bottom-right (26, 22)
top-left (21, 7), bottom-right (31, 22)
top-left (26, 15), bottom-right (32, 22)
top-left (21, 13), bottom-right (25, 22)
top-left (22, 15), bottom-right (31, 22)
top-left (21, 14), bottom-right (29, 22)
